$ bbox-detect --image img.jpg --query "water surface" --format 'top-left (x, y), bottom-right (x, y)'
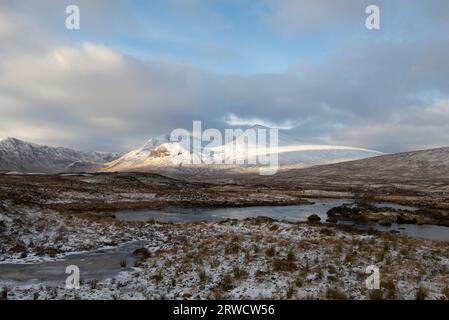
top-left (115, 200), bottom-right (449, 241)
top-left (115, 199), bottom-right (352, 223)
top-left (0, 241), bottom-right (146, 286)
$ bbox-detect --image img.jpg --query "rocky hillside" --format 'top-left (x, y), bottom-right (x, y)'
top-left (0, 138), bottom-right (120, 173)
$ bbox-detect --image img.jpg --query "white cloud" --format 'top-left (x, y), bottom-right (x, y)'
top-left (224, 113), bottom-right (298, 129)
top-left (1, 1), bottom-right (449, 153)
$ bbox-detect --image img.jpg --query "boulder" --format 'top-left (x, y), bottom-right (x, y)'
top-left (132, 247), bottom-right (150, 259)
top-left (307, 214), bottom-right (321, 222)
top-left (379, 219), bottom-right (392, 227)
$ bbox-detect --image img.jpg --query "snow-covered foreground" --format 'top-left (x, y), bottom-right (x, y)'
top-left (1, 205), bottom-right (448, 300)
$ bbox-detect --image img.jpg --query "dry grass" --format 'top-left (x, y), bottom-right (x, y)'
top-left (265, 246), bottom-right (276, 257)
top-left (325, 287), bottom-right (348, 300)
top-left (442, 287), bottom-right (449, 299)
top-left (225, 242), bottom-right (240, 255)
top-left (233, 266), bottom-right (248, 280)
top-left (272, 259), bottom-right (297, 272)
top-left (415, 287), bottom-right (428, 300)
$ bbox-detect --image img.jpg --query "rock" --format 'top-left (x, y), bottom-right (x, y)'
top-left (326, 216), bottom-right (338, 223)
top-left (320, 228), bottom-right (334, 236)
top-left (132, 247), bottom-right (150, 259)
top-left (307, 214), bottom-right (321, 222)
top-left (397, 214), bottom-right (418, 224)
top-left (327, 204), bottom-right (370, 222)
top-left (249, 216), bottom-right (276, 224)
top-left (379, 219), bottom-right (392, 227)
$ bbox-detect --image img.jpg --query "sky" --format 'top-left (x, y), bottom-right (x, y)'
top-left (1, 0), bottom-right (449, 153)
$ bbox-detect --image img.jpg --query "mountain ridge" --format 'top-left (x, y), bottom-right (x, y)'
top-left (0, 137), bottom-right (121, 173)
top-left (103, 128), bottom-right (383, 172)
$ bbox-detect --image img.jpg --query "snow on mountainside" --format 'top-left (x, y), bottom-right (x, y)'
top-left (264, 146), bottom-right (449, 191)
top-left (104, 132), bottom-right (201, 170)
top-left (285, 146), bottom-right (449, 179)
top-left (104, 127), bottom-right (383, 171)
top-left (0, 129), bottom-right (383, 174)
top-left (0, 137), bottom-right (120, 173)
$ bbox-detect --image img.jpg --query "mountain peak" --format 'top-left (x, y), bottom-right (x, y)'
top-left (0, 137), bottom-right (20, 143)
top-left (104, 127), bottom-right (383, 172)
top-left (0, 137), bottom-right (30, 145)
top-left (141, 133), bottom-right (172, 150)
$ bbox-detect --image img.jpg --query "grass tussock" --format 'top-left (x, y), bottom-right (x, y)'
top-left (265, 246), bottom-right (276, 257)
top-left (225, 242), bottom-right (240, 255)
top-left (368, 289), bottom-right (384, 300)
top-left (272, 259), bottom-right (297, 272)
top-left (325, 287), bottom-right (348, 300)
top-left (233, 266), bottom-right (248, 280)
top-left (415, 287), bottom-right (428, 300)
top-left (442, 287), bottom-right (449, 299)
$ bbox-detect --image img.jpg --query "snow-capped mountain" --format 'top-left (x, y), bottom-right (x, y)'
top-left (0, 137), bottom-right (121, 173)
top-left (104, 126), bottom-right (383, 172)
top-left (104, 132), bottom-right (200, 170)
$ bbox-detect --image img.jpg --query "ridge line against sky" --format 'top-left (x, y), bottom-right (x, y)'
top-left (1, 0), bottom-right (449, 153)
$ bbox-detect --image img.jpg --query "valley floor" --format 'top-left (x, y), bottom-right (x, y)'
top-left (0, 173), bottom-right (448, 300)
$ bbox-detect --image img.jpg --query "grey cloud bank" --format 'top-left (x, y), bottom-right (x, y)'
top-left (0, 1), bottom-right (449, 153)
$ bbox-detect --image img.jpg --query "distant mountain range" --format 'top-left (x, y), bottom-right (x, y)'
top-left (0, 137), bottom-right (120, 173)
top-left (0, 128), bottom-right (383, 174)
top-left (103, 126), bottom-right (383, 172)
